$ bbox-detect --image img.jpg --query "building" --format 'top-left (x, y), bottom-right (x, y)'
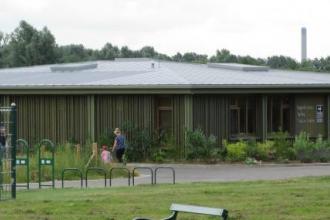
top-left (0, 58), bottom-right (329, 149)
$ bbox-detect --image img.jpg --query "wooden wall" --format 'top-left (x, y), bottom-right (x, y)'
top-left (94, 95), bottom-right (155, 139)
top-left (0, 94), bottom-right (188, 147)
top-left (193, 95), bottom-right (228, 145)
top-left (0, 93), bottom-right (328, 147)
top-left (12, 95), bottom-right (88, 145)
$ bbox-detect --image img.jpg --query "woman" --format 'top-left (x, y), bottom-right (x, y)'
top-left (112, 128), bottom-right (126, 162)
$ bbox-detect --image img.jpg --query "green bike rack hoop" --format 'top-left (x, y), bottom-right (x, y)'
top-left (16, 139), bottom-right (30, 190)
top-left (38, 139), bottom-right (55, 189)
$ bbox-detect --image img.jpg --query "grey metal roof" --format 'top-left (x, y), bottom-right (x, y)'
top-left (0, 59), bottom-right (330, 90)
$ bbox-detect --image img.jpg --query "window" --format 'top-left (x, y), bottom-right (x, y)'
top-left (267, 96), bottom-right (292, 133)
top-left (157, 96), bottom-right (173, 136)
top-left (229, 96), bottom-right (256, 137)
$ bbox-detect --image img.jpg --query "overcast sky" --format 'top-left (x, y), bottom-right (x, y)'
top-left (1, 0), bottom-right (330, 60)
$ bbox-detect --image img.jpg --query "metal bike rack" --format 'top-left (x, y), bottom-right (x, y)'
top-left (154, 167), bottom-right (175, 185)
top-left (109, 167), bottom-right (130, 187)
top-left (38, 139), bottom-right (55, 189)
top-left (16, 139), bottom-right (30, 190)
top-left (85, 167), bottom-right (107, 188)
top-left (132, 167), bottom-right (153, 186)
top-left (61, 168), bottom-right (83, 188)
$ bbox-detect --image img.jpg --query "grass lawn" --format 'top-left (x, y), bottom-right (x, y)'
top-left (1, 176), bottom-right (330, 220)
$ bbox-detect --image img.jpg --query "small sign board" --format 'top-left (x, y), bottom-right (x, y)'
top-left (316, 104), bottom-right (324, 123)
top-left (16, 158), bottom-right (27, 165)
top-left (40, 158), bottom-right (53, 165)
top-left (0, 108), bottom-right (11, 112)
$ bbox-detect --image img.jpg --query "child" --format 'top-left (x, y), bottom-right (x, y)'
top-left (101, 145), bottom-right (112, 164)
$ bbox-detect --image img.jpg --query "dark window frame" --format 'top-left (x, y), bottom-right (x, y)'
top-left (229, 96), bottom-right (257, 138)
top-left (267, 95), bottom-right (293, 134)
top-left (156, 96), bottom-right (173, 136)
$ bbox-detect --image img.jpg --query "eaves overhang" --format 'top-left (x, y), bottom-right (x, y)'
top-left (0, 84), bottom-right (330, 95)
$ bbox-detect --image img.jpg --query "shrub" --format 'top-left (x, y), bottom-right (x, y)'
top-left (97, 128), bottom-right (115, 147)
top-left (294, 134), bottom-right (330, 162)
top-left (256, 141), bottom-right (274, 161)
top-left (241, 139), bottom-right (273, 161)
top-left (151, 149), bottom-right (167, 163)
top-left (152, 134), bottom-right (181, 162)
top-left (245, 139), bottom-right (257, 158)
top-left (122, 121), bottom-right (156, 162)
top-left (270, 131), bottom-right (295, 160)
top-left (312, 136), bottom-right (330, 162)
top-left (225, 140), bottom-right (247, 162)
top-left (293, 131), bottom-right (313, 162)
top-left (185, 129), bottom-right (220, 162)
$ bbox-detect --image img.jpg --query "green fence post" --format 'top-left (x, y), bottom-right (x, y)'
top-left (10, 103), bottom-right (17, 199)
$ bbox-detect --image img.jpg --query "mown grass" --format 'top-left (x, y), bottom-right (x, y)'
top-left (1, 176), bottom-right (330, 219)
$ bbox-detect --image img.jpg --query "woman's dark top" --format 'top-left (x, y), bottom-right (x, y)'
top-left (115, 135), bottom-right (126, 149)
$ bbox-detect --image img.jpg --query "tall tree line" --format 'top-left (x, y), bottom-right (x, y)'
top-left (1, 20), bottom-right (330, 72)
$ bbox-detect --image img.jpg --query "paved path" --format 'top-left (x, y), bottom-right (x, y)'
top-left (27, 163), bottom-right (330, 189)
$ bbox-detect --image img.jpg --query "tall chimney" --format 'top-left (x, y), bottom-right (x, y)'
top-left (301, 27), bottom-right (307, 62)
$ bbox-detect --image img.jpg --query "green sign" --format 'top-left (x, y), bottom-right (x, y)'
top-left (40, 158), bottom-right (53, 165)
top-left (16, 158), bottom-right (28, 166)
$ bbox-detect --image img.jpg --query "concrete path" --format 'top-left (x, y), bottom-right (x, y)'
top-left (23, 163), bottom-right (330, 190)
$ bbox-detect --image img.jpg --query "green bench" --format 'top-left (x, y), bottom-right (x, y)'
top-left (133, 203), bottom-right (228, 220)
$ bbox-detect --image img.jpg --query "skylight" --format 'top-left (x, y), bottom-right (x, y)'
top-left (207, 63), bottom-right (269, 72)
top-left (50, 63), bottom-right (98, 72)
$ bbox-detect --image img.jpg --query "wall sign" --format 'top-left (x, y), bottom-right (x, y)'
top-left (296, 105), bottom-right (314, 124)
top-left (316, 104), bottom-right (324, 123)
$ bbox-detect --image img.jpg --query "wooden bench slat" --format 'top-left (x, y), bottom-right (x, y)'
top-left (170, 203), bottom-right (225, 216)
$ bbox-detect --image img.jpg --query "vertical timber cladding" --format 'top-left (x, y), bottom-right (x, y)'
top-left (193, 95), bottom-right (265, 143)
top-left (295, 94), bottom-right (326, 137)
top-left (94, 95), bottom-right (187, 152)
top-left (172, 95), bottom-right (186, 155)
top-left (192, 95), bottom-right (226, 145)
top-left (94, 95), bottom-right (156, 140)
top-left (12, 95), bottom-right (89, 145)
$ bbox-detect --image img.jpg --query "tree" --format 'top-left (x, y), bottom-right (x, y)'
top-left (56, 44), bottom-right (91, 63)
top-left (140, 46), bottom-right (156, 58)
top-left (299, 59), bottom-right (315, 71)
top-left (237, 55), bottom-right (265, 65)
top-left (25, 27), bottom-right (57, 65)
top-left (172, 52), bottom-right (183, 62)
top-left (267, 56), bottom-right (298, 70)
top-left (4, 20), bottom-right (57, 67)
top-left (0, 32), bottom-right (7, 47)
top-left (155, 53), bottom-right (172, 61)
top-left (99, 43), bottom-right (119, 60)
top-left (2, 20), bottom-right (330, 74)
top-left (312, 57), bottom-right (330, 72)
top-left (120, 46), bottom-right (135, 58)
top-left (182, 52), bottom-right (208, 63)
top-left (0, 33), bottom-right (11, 68)
top-left (7, 20), bottom-right (37, 66)
top-left (209, 49), bottom-right (237, 63)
